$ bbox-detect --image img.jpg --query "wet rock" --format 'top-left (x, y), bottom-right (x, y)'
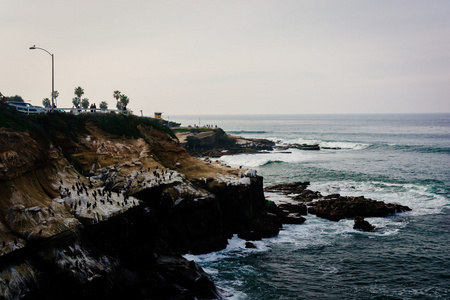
top-left (238, 211), bottom-right (282, 241)
top-left (307, 195), bottom-right (411, 221)
top-left (264, 181), bottom-right (310, 194)
top-left (245, 242), bottom-right (257, 248)
top-left (272, 202), bottom-right (307, 224)
top-left (282, 215), bottom-right (306, 224)
top-left (353, 216), bottom-right (375, 232)
top-left (278, 203), bottom-right (308, 216)
top-left (291, 189), bottom-right (322, 202)
top-left (289, 143), bottom-right (320, 150)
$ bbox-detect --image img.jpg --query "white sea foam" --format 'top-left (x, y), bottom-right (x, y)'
top-left (265, 190), bottom-right (409, 238)
top-left (308, 180), bottom-right (449, 216)
top-left (277, 137), bottom-right (370, 150)
top-left (219, 150), bottom-right (310, 168)
top-left (185, 182), bottom-right (445, 269)
top-left (320, 141), bottom-right (370, 150)
top-left (183, 235), bottom-right (268, 265)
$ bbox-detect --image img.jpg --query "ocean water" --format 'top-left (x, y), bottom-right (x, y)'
top-left (173, 114), bottom-right (450, 299)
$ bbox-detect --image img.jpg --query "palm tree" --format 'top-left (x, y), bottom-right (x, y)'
top-left (81, 98), bottom-right (90, 109)
top-left (74, 86), bottom-right (84, 99)
top-left (52, 91), bottom-right (59, 107)
top-left (113, 90), bottom-right (121, 109)
top-left (99, 101), bottom-right (108, 110)
top-left (119, 94), bottom-right (129, 109)
top-left (72, 97), bottom-right (80, 107)
top-left (42, 98), bottom-right (51, 108)
top-left (113, 90), bottom-right (121, 101)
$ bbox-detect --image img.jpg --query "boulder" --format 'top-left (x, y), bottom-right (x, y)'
top-left (354, 216), bottom-right (375, 232)
top-left (245, 242), bottom-right (257, 249)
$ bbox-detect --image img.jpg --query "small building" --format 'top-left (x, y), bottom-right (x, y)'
top-left (154, 112), bottom-right (162, 119)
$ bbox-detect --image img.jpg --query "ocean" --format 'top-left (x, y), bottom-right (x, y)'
top-left (172, 114), bottom-right (450, 299)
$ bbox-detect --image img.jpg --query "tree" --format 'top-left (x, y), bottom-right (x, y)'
top-left (99, 101), bottom-right (108, 110)
top-left (113, 90), bottom-right (121, 101)
top-left (5, 95), bottom-right (24, 102)
top-left (74, 87), bottom-right (84, 99)
top-left (119, 94), bottom-right (129, 109)
top-left (113, 90), bottom-right (121, 109)
top-left (74, 86), bottom-right (84, 108)
top-left (72, 97), bottom-right (80, 107)
top-left (81, 98), bottom-right (90, 109)
top-left (42, 98), bottom-right (51, 107)
top-left (52, 91), bottom-right (59, 107)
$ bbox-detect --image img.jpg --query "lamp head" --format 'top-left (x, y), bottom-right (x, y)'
top-left (29, 45), bottom-right (36, 50)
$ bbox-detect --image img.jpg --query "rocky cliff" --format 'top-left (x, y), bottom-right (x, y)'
top-left (0, 109), bottom-right (279, 299)
top-left (173, 127), bottom-right (274, 156)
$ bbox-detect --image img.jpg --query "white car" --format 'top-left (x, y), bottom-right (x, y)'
top-left (8, 102), bottom-right (47, 114)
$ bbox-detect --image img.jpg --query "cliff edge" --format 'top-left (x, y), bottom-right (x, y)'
top-left (0, 108), bottom-right (280, 299)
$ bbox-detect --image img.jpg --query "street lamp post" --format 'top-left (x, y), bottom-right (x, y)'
top-left (29, 45), bottom-right (54, 111)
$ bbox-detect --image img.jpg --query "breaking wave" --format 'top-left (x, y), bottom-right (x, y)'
top-left (228, 130), bottom-right (269, 135)
top-left (276, 138), bottom-right (371, 150)
top-left (219, 150), bottom-right (309, 168)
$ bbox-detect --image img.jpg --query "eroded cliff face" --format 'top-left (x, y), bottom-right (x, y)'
top-left (173, 127), bottom-right (275, 156)
top-left (0, 117), bottom-right (277, 299)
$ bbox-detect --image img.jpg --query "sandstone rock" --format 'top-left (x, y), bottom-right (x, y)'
top-left (173, 127), bottom-right (274, 156)
top-left (0, 111), bottom-right (281, 298)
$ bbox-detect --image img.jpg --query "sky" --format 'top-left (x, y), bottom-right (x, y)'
top-left (2, 0), bottom-right (450, 116)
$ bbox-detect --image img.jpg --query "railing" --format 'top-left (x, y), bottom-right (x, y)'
top-left (7, 104), bottom-right (129, 115)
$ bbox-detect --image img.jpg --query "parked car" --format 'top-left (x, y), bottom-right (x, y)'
top-left (7, 102), bottom-right (47, 114)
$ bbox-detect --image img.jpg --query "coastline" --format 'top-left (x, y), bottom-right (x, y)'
top-left (0, 109), bottom-right (285, 299)
top-left (1, 110), bottom-right (448, 299)
top-left (173, 113), bottom-right (450, 299)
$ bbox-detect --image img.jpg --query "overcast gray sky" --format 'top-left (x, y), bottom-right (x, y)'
top-left (2, 0), bottom-right (450, 115)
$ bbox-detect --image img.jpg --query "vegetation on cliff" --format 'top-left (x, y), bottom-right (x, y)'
top-left (0, 105), bottom-right (277, 299)
top-left (0, 106), bottom-right (176, 142)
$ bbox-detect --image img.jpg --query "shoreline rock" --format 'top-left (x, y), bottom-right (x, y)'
top-left (173, 127), bottom-right (275, 156)
top-left (354, 216), bottom-right (375, 232)
top-left (265, 181), bottom-right (411, 222)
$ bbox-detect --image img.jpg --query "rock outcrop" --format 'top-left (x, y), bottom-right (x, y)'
top-left (0, 110), bottom-right (282, 299)
top-left (307, 194), bottom-right (411, 221)
top-left (173, 127), bottom-right (274, 156)
top-left (265, 181), bottom-right (411, 223)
